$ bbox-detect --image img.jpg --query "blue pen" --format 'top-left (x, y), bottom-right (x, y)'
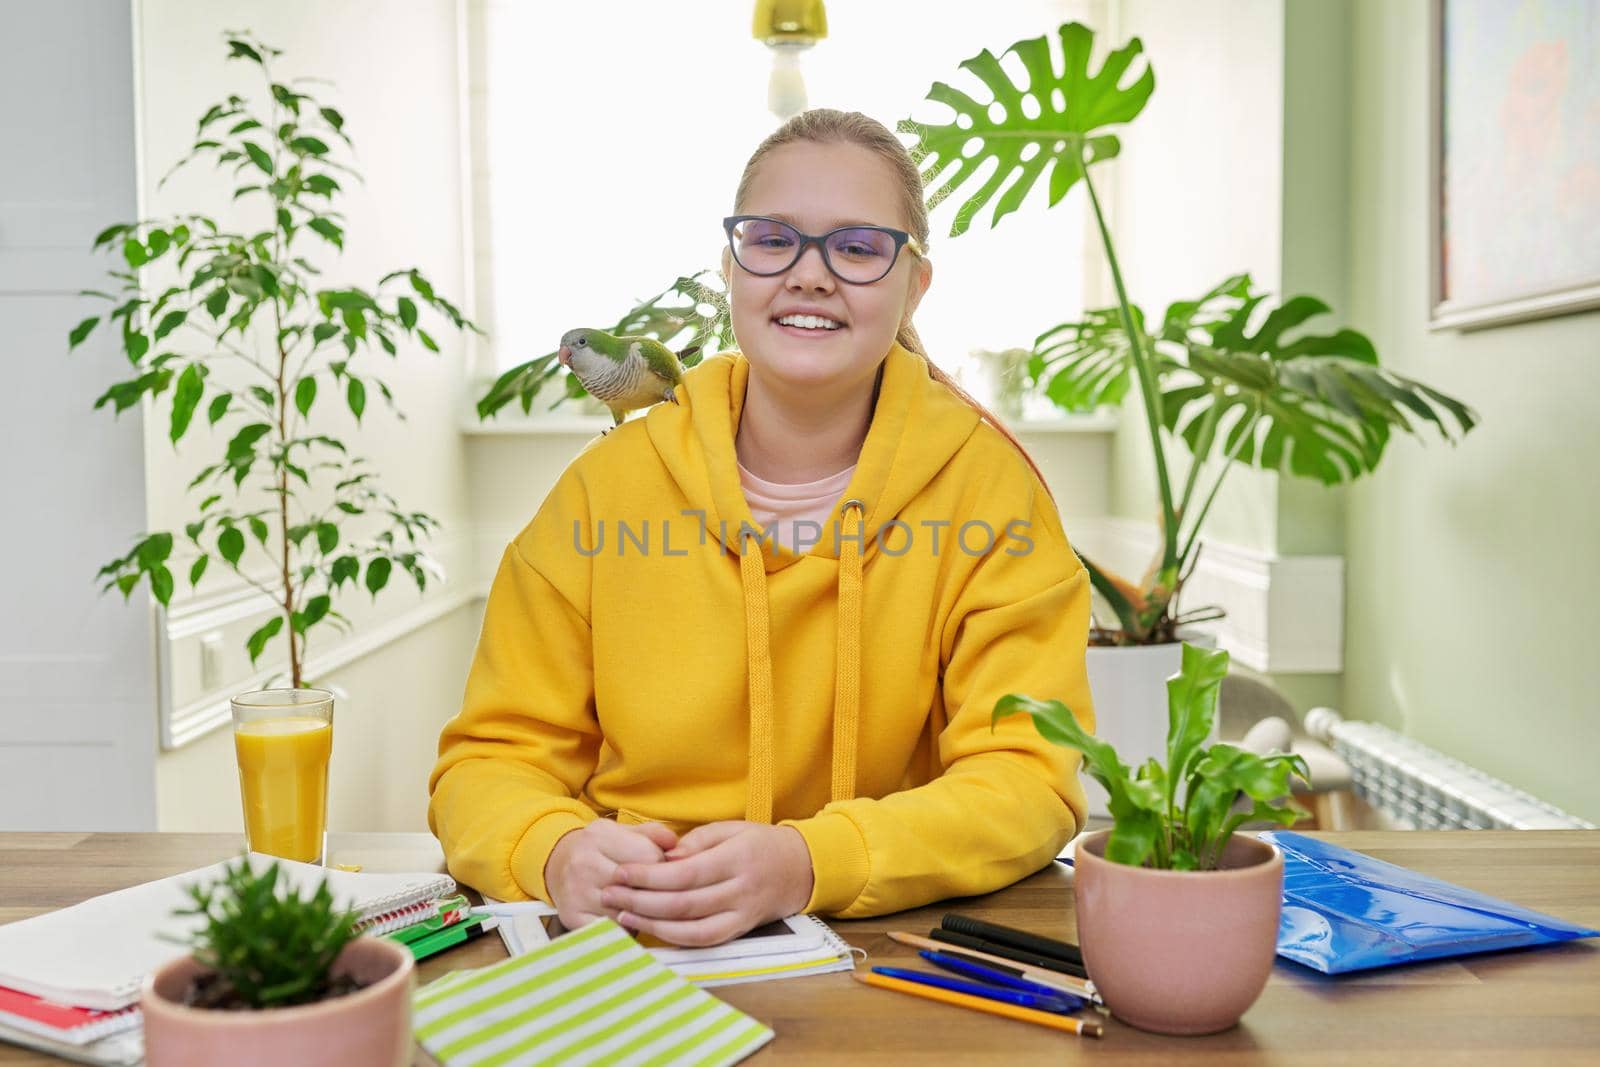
top-left (870, 966), bottom-right (1078, 1014)
top-left (919, 950), bottom-right (1088, 1010)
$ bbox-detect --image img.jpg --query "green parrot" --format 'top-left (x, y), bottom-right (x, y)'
top-left (557, 328), bottom-right (690, 433)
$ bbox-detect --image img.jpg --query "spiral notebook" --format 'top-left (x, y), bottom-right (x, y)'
top-left (0, 983), bottom-right (141, 1046)
top-left (0, 853), bottom-right (454, 1011)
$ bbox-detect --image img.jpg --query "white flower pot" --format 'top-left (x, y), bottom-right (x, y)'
top-left (1082, 632), bottom-right (1218, 818)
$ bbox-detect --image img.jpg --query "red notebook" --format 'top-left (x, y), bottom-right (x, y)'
top-left (0, 983), bottom-right (140, 1046)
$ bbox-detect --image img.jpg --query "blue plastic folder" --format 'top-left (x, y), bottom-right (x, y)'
top-left (1262, 831), bottom-right (1599, 974)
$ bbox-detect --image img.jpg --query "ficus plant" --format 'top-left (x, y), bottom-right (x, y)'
top-left (901, 22), bottom-right (1478, 644)
top-left (995, 643), bottom-right (1309, 870)
top-left (69, 33), bottom-right (479, 687)
top-left (170, 856), bottom-right (364, 1009)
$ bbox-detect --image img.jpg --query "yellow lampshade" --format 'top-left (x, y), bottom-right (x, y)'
top-left (752, 0), bottom-right (828, 45)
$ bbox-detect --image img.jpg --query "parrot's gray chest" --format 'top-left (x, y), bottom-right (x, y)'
top-left (571, 346), bottom-right (648, 404)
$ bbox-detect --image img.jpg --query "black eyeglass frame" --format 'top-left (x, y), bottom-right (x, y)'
top-left (722, 215), bottom-right (926, 286)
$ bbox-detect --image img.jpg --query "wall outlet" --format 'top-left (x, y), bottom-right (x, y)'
top-left (199, 631), bottom-right (224, 692)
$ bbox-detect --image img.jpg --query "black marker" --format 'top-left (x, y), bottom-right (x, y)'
top-left (941, 914), bottom-right (1085, 967)
top-left (928, 928), bottom-right (1089, 980)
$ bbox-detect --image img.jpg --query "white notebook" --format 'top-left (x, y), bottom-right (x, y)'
top-left (0, 853), bottom-right (453, 1011)
top-left (488, 903), bottom-right (855, 987)
top-left (0, 1022), bottom-right (142, 1067)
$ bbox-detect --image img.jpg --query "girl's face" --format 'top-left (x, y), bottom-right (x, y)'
top-left (725, 140), bottom-right (932, 394)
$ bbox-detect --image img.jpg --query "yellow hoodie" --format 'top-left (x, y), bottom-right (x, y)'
top-left (428, 341), bottom-right (1095, 917)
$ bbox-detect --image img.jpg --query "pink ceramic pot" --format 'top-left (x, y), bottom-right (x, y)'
top-left (1074, 829), bottom-right (1282, 1035)
top-left (141, 936), bottom-right (414, 1067)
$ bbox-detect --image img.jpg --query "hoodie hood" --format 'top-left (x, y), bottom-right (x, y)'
top-left (644, 342), bottom-right (982, 823)
top-left (646, 341), bottom-right (983, 571)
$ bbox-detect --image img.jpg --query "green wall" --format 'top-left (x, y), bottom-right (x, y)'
top-left (1342, 0), bottom-right (1600, 822)
top-left (1102, 0), bottom-right (1598, 822)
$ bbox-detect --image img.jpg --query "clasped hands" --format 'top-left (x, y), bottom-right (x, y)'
top-left (543, 819), bottom-right (815, 947)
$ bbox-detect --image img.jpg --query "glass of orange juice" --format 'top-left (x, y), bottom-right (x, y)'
top-left (231, 688), bottom-right (334, 865)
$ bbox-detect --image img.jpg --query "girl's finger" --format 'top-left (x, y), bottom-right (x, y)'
top-left (667, 821), bottom-right (746, 858)
top-left (617, 909), bottom-right (748, 948)
top-left (628, 821), bottom-right (680, 852)
top-left (594, 824), bottom-right (668, 867)
top-left (602, 880), bottom-right (738, 922)
top-left (615, 848), bottom-right (728, 892)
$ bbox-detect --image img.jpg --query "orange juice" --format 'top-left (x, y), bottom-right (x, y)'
top-left (234, 716), bottom-right (332, 863)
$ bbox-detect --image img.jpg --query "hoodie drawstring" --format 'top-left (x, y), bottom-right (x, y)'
top-left (831, 499), bottom-right (864, 805)
top-left (739, 527), bottom-right (776, 824)
top-left (738, 498), bottom-right (866, 824)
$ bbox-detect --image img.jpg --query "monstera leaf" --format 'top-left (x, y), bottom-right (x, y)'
top-left (476, 271), bottom-right (731, 420)
top-left (899, 22), bottom-right (1154, 236)
top-left (1032, 275), bottom-right (1251, 414)
top-left (1029, 305), bottom-right (1141, 412)
top-left (610, 272), bottom-right (733, 359)
top-left (1161, 285), bottom-right (1479, 485)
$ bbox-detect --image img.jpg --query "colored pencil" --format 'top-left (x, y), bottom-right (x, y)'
top-left (469, 901), bottom-right (559, 918)
top-left (886, 931), bottom-right (1099, 1002)
top-left (852, 971), bottom-right (1103, 1038)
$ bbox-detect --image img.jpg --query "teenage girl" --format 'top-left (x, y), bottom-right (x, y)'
top-left (429, 109), bottom-right (1095, 946)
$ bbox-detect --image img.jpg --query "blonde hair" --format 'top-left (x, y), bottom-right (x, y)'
top-left (734, 108), bottom-right (1057, 508)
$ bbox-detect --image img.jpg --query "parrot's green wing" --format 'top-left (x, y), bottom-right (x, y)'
top-left (631, 337), bottom-right (685, 386)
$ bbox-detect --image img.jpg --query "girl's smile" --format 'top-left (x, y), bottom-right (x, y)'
top-left (727, 141), bottom-right (930, 392)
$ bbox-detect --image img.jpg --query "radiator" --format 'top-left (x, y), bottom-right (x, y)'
top-left (1303, 709), bottom-right (1595, 830)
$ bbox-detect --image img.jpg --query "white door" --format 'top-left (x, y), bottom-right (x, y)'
top-left (0, 0), bottom-right (158, 830)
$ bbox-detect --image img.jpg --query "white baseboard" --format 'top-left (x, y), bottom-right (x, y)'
top-left (1073, 517), bottom-right (1344, 673)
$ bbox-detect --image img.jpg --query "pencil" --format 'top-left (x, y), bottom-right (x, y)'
top-left (469, 901), bottom-right (559, 918)
top-left (886, 931), bottom-right (1099, 1003)
top-left (852, 971), bottom-right (1103, 1038)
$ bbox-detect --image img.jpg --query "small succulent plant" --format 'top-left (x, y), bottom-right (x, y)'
top-left (172, 856), bottom-right (364, 1010)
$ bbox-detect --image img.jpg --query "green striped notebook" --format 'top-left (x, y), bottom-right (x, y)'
top-left (413, 918), bottom-right (774, 1066)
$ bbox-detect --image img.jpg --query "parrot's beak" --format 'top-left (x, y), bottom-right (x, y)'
top-left (556, 345), bottom-right (572, 367)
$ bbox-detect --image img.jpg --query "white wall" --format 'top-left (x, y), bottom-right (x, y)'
top-left (1106, 0), bottom-right (1287, 553)
top-left (0, 1), bottom-right (159, 830)
top-left (157, 602), bottom-right (482, 834)
top-left (133, 0), bottom-right (480, 831)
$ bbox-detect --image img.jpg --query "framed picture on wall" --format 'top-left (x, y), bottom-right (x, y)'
top-left (1429, 0), bottom-right (1600, 331)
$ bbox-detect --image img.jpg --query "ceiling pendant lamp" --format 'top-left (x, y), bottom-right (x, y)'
top-left (752, 0), bottom-right (829, 119)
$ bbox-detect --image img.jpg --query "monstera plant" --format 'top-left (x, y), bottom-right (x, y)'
top-left (900, 23), bottom-right (1478, 645)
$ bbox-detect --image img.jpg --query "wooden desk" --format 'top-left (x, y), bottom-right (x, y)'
top-left (2, 831), bottom-right (1597, 1065)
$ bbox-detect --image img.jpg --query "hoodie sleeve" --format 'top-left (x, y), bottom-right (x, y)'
top-left (782, 485), bottom-right (1095, 918)
top-left (427, 472), bottom-right (602, 903)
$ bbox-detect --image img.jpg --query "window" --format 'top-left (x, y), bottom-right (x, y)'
top-left (471, 0), bottom-right (1094, 406)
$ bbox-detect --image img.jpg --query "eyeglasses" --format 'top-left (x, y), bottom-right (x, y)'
top-left (723, 215), bottom-right (925, 285)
